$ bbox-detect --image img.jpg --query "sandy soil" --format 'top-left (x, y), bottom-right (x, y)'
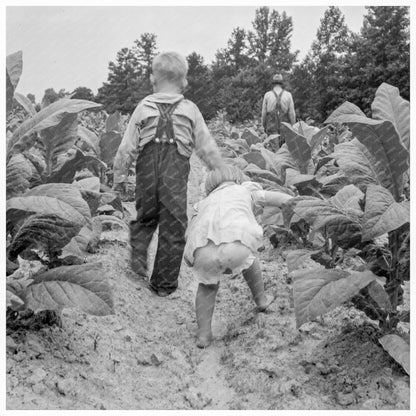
top-left (6, 154), bottom-right (410, 410)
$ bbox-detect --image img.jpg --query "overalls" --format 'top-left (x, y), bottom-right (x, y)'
top-left (130, 99), bottom-right (190, 294)
top-left (265, 89), bottom-right (290, 147)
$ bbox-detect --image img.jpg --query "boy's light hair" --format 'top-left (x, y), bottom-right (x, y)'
top-left (152, 52), bottom-right (188, 88)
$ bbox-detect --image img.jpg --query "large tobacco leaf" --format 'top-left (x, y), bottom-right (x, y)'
top-left (47, 148), bottom-right (106, 183)
top-left (6, 71), bottom-right (14, 115)
top-left (291, 186), bottom-right (364, 248)
top-left (25, 184), bottom-right (91, 223)
top-left (293, 196), bottom-right (363, 238)
top-left (318, 172), bottom-right (350, 196)
top-left (325, 101), bottom-right (368, 124)
top-left (22, 263), bottom-right (114, 316)
top-left (73, 176), bottom-right (101, 193)
top-left (7, 196), bottom-right (87, 234)
top-left (59, 218), bottom-right (102, 265)
top-left (281, 123), bottom-right (311, 173)
top-left (8, 98), bottom-right (101, 159)
top-left (286, 249), bottom-right (323, 274)
top-left (99, 131), bottom-right (122, 165)
top-left (330, 184), bottom-right (364, 212)
top-left (41, 113), bottom-right (78, 177)
top-left (244, 164), bottom-right (283, 185)
top-left (6, 153), bottom-right (33, 198)
top-left (271, 143), bottom-right (299, 184)
top-left (327, 103), bottom-right (409, 201)
top-left (371, 83), bottom-right (410, 151)
top-left (105, 111), bottom-right (121, 132)
top-left (6, 50), bottom-right (23, 113)
top-left (6, 50), bottom-right (23, 87)
top-left (379, 334), bottom-right (409, 375)
top-left (7, 184), bottom-right (91, 234)
top-left (285, 169), bottom-right (320, 195)
top-left (8, 214), bottom-right (81, 262)
top-left (292, 267), bottom-right (377, 328)
top-left (332, 139), bottom-right (385, 193)
top-left (282, 195), bottom-right (316, 228)
top-left (362, 185), bottom-right (410, 241)
top-left (14, 92), bottom-right (37, 116)
top-left (77, 125), bottom-right (100, 155)
top-left (22, 148), bottom-right (47, 184)
top-left (310, 125), bottom-right (332, 151)
top-left (293, 121), bottom-right (320, 144)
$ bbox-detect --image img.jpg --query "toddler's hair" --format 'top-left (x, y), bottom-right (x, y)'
top-left (205, 164), bottom-right (249, 195)
top-left (152, 52), bottom-right (188, 88)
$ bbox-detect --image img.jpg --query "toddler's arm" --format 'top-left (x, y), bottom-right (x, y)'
top-left (193, 108), bottom-right (224, 170)
top-left (262, 190), bottom-right (293, 207)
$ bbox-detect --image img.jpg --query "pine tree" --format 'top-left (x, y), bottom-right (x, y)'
top-left (308, 6), bottom-right (355, 121)
top-left (248, 7), bottom-right (298, 70)
top-left (71, 86), bottom-right (95, 101)
top-left (96, 33), bottom-right (158, 114)
top-left (354, 6), bottom-right (409, 112)
top-left (185, 52), bottom-right (216, 119)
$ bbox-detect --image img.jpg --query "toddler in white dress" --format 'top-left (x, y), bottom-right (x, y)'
top-left (184, 165), bottom-right (293, 347)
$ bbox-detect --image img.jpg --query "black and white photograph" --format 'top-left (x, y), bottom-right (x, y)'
top-left (4, 1), bottom-right (412, 411)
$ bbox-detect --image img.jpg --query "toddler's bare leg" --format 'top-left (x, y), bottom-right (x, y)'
top-left (195, 282), bottom-right (219, 348)
top-left (242, 258), bottom-right (274, 311)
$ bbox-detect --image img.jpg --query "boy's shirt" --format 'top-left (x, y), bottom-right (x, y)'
top-left (113, 92), bottom-right (214, 184)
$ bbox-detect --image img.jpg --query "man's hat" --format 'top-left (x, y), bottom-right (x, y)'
top-left (272, 74), bottom-right (284, 84)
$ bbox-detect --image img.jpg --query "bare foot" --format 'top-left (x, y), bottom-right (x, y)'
top-left (196, 331), bottom-right (213, 348)
top-left (256, 294), bottom-right (276, 312)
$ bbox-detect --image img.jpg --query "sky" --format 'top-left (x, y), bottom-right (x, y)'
top-left (7, 4), bottom-right (368, 101)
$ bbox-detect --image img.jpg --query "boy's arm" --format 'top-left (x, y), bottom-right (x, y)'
top-left (193, 108), bottom-right (224, 170)
top-left (113, 105), bottom-right (141, 185)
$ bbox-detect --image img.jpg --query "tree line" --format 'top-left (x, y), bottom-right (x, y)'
top-left (36, 6), bottom-right (410, 125)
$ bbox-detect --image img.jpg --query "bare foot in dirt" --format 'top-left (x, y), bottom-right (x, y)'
top-left (196, 331), bottom-right (213, 348)
top-left (256, 294), bottom-right (276, 312)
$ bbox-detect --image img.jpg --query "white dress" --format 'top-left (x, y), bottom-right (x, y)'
top-left (184, 181), bottom-right (265, 284)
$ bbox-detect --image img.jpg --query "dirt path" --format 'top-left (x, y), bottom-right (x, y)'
top-left (6, 155), bottom-right (410, 410)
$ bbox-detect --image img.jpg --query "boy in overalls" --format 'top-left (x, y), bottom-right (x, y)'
top-left (113, 52), bottom-right (223, 297)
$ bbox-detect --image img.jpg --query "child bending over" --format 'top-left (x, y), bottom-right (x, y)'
top-left (184, 165), bottom-right (293, 348)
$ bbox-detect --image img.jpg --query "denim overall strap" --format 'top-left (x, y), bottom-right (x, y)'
top-left (271, 89), bottom-right (286, 146)
top-left (154, 99), bottom-right (183, 143)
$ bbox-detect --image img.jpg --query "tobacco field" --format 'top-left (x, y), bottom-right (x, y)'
top-left (5, 51), bottom-right (410, 410)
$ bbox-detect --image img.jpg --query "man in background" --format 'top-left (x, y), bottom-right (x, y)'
top-left (261, 73), bottom-right (296, 146)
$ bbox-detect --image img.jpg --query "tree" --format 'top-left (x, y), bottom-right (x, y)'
top-left (96, 33), bottom-right (158, 114)
top-left (185, 52), bottom-right (216, 119)
top-left (219, 63), bottom-right (275, 122)
top-left (96, 47), bottom-right (141, 113)
top-left (133, 33), bottom-right (158, 105)
top-left (71, 86), bottom-right (95, 101)
top-left (290, 56), bottom-right (320, 122)
top-left (353, 6), bottom-right (410, 113)
top-left (27, 93), bottom-right (36, 104)
top-left (248, 7), bottom-right (298, 70)
top-left (308, 6), bottom-right (355, 121)
top-left (41, 88), bottom-right (60, 108)
top-left (215, 27), bottom-right (252, 76)
top-left (134, 33), bottom-right (157, 78)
